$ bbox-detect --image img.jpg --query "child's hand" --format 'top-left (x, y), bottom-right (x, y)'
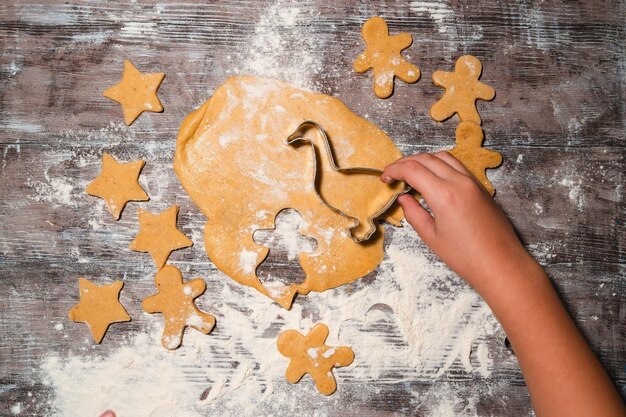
top-left (382, 151), bottom-right (534, 291)
top-left (383, 152), bottom-right (626, 417)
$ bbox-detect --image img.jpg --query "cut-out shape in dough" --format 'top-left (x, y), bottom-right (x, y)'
top-left (129, 205), bottom-right (193, 268)
top-left (253, 209), bottom-right (318, 289)
top-left (448, 121), bottom-right (502, 196)
top-left (277, 323), bottom-right (354, 396)
top-left (430, 55), bottom-right (495, 125)
top-left (353, 16), bottom-right (420, 99)
top-left (103, 60), bottom-right (165, 125)
top-left (287, 120), bottom-right (409, 242)
top-left (85, 152), bottom-right (149, 220)
top-left (142, 265), bottom-right (216, 350)
top-left (174, 76), bottom-right (406, 309)
top-left (68, 277), bottom-right (131, 343)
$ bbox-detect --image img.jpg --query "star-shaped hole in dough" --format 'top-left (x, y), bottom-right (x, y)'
top-left (103, 60), bottom-right (165, 126)
top-left (430, 55), bottom-right (495, 125)
top-left (68, 277), bottom-right (131, 343)
top-left (85, 152), bottom-right (149, 220)
top-left (354, 16), bottom-right (420, 99)
top-left (277, 323), bottom-right (354, 395)
top-left (129, 204), bottom-right (193, 268)
top-left (449, 121), bottom-right (502, 196)
top-left (142, 265), bottom-right (216, 350)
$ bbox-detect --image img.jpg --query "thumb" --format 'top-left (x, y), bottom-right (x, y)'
top-left (397, 195), bottom-right (435, 242)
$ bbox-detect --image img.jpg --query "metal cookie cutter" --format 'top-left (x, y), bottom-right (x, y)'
top-left (287, 120), bottom-right (410, 243)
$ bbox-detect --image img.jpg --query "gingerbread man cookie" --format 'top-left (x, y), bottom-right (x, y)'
top-left (103, 60), bottom-right (165, 125)
top-left (85, 153), bottom-right (149, 220)
top-left (142, 265), bottom-right (216, 350)
top-left (449, 121), bottom-right (502, 195)
top-left (430, 55), bottom-right (495, 125)
top-left (129, 205), bottom-right (193, 268)
top-left (277, 323), bottom-right (354, 395)
top-left (68, 278), bottom-right (131, 343)
top-left (354, 16), bottom-right (420, 99)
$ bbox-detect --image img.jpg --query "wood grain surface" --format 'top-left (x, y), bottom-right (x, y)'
top-left (1, 0), bottom-right (624, 416)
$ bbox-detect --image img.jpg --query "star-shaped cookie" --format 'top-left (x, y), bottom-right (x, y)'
top-left (277, 323), bottom-right (354, 395)
top-left (129, 205), bottom-right (193, 268)
top-left (85, 153), bottom-right (149, 220)
top-left (142, 265), bottom-right (216, 350)
top-left (103, 60), bottom-right (165, 125)
top-left (354, 16), bottom-right (420, 99)
top-left (68, 277), bottom-right (131, 343)
top-left (449, 121), bottom-right (502, 195)
top-left (430, 55), bottom-right (495, 125)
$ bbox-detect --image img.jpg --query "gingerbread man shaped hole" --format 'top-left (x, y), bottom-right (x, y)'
top-left (253, 209), bottom-right (318, 290)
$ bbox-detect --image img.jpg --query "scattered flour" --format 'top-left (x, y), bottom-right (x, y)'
top-left (527, 242), bottom-right (557, 262)
top-left (8, 61), bottom-right (22, 76)
top-left (70, 31), bottom-right (112, 44)
top-left (33, 1), bottom-right (505, 415)
top-left (11, 403), bottom-right (22, 415)
top-left (307, 347), bottom-right (319, 360)
top-left (238, 249), bottom-right (258, 274)
top-left (322, 348), bottom-right (335, 359)
top-left (409, 1), bottom-right (455, 34)
top-left (237, 0), bottom-right (325, 91)
top-left (25, 173), bottom-right (82, 208)
top-left (558, 176), bottom-right (585, 210)
top-left (120, 21), bottom-right (157, 36)
top-left (40, 224), bottom-right (502, 417)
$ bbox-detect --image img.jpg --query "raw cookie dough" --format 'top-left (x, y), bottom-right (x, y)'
top-left (85, 152), bottom-right (149, 220)
top-left (287, 120), bottom-right (408, 242)
top-left (129, 205), bottom-right (193, 268)
top-left (430, 55), bottom-right (495, 125)
top-left (354, 16), bottom-right (420, 99)
top-left (142, 265), bottom-right (216, 350)
top-left (68, 278), bottom-right (131, 343)
top-left (449, 121), bottom-right (502, 196)
top-left (277, 323), bottom-right (354, 396)
top-left (174, 76), bottom-right (405, 309)
top-left (103, 60), bottom-right (165, 126)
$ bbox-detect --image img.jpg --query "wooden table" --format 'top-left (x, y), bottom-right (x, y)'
top-left (1, 1), bottom-right (624, 415)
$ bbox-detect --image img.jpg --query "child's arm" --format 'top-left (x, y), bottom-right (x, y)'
top-left (382, 152), bottom-right (625, 417)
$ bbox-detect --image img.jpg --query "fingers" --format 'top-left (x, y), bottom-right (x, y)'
top-left (397, 194), bottom-right (435, 242)
top-left (381, 159), bottom-right (442, 200)
top-left (390, 153), bottom-right (463, 180)
top-left (433, 151), bottom-right (471, 175)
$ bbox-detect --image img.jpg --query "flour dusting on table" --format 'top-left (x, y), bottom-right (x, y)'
top-left (237, 0), bottom-right (324, 91)
top-left (30, 1), bottom-right (514, 415)
top-left (41, 223), bottom-right (502, 416)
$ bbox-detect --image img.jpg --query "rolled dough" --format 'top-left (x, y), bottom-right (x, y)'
top-left (174, 76), bottom-right (405, 309)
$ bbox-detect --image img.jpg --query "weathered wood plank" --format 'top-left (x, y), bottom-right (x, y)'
top-left (1, 0), bottom-right (624, 415)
